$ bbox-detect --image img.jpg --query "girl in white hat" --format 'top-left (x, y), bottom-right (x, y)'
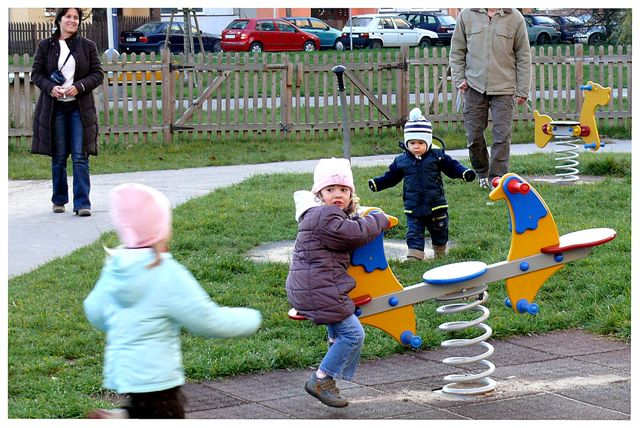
top-left (286, 158), bottom-right (390, 407)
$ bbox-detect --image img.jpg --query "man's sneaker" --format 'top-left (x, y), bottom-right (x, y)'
top-left (52, 204), bottom-right (65, 213)
top-left (75, 208), bottom-right (91, 217)
top-left (479, 177), bottom-right (490, 189)
top-left (304, 373), bottom-right (348, 408)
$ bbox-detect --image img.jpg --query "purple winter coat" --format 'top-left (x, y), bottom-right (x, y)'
top-left (286, 204), bottom-right (388, 324)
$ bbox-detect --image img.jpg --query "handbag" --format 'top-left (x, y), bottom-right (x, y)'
top-left (49, 51), bottom-right (72, 85)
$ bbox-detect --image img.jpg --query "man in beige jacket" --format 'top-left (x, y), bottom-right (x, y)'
top-left (449, 8), bottom-right (531, 189)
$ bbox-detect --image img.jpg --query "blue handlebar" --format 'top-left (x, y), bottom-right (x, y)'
top-left (580, 84), bottom-right (593, 91)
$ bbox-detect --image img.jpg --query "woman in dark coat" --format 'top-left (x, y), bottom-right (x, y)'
top-left (31, 8), bottom-right (103, 216)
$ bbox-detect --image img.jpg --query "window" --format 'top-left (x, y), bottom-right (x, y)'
top-left (256, 21), bottom-right (276, 31)
top-left (393, 18), bottom-right (411, 30)
top-left (294, 19), bottom-right (310, 28)
top-left (350, 17), bottom-right (372, 27)
top-left (277, 21), bottom-right (296, 32)
top-left (226, 20), bottom-right (248, 30)
top-left (44, 8), bottom-right (56, 17)
top-left (310, 19), bottom-right (327, 30)
top-left (427, 16), bottom-right (437, 25)
top-left (382, 18), bottom-right (394, 29)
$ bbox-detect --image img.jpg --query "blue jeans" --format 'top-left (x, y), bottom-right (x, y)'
top-left (406, 210), bottom-right (449, 251)
top-left (319, 314), bottom-right (365, 381)
top-left (51, 107), bottom-right (91, 210)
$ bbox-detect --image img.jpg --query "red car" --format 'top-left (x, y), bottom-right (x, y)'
top-left (221, 18), bottom-right (320, 53)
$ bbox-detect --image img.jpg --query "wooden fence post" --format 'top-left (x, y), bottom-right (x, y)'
top-left (399, 45), bottom-right (409, 124)
top-left (161, 48), bottom-right (173, 144)
top-left (575, 43), bottom-right (584, 113)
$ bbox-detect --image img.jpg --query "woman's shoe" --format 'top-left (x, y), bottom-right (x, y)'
top-left (75, 208), bottom-right (91, 217)
top-left (52, 204), bottom-right (65, 213)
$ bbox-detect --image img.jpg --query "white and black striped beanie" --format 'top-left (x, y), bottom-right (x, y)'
top-left (403, 107), bottom-right (432, 150)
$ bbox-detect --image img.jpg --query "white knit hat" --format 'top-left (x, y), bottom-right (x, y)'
top-left (311, 158), bottom-right (355, 194)
top-left (404, 107), bottom-right (432, 149)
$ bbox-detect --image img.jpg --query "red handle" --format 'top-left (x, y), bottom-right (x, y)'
top-left (507, 180), bottom-right (530, 194)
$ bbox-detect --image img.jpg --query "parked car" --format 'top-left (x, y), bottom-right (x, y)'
top-left (547, 15), bottom-right (585, 43)
top-left (574, 15), bottom-right (607, 44)
top-left (523, 15), bottom-right (561, 45)
top-left (284, 17), bottom-right (344, 50)
top-left (398, 11), bottom-right (456, 45)
top-left (221, 18), bottom-right (320, 53)
top-left (340, 14), bottom-right (437, 49)
top-left (119, 21), bottom-right (221, 54)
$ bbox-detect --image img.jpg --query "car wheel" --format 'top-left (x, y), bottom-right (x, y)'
top-left (370, 40), bottom-right (382, 49)
top-left (213, 40), bottom-right (222, 53)
top-left (536, 33), bottom-right (550, 45)
top-left (588, 33), bottom-right (604, 44)
top-left (334, 40), bottom-right (345, 51)
top-left (250, 42), bottom-right (263, 53)
top-left (419, 38), bottom-right (431, 48)
top-left (303, 41), bottom-right (316, 52)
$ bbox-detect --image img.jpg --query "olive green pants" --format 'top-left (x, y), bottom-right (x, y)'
top-left (462, 88), bottom-right (515, 179)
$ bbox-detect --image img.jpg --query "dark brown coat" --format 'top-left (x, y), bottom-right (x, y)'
top-left (31, 34), bottom-right (103, 156)
top-left (286, 205), bottom-right (388, 324)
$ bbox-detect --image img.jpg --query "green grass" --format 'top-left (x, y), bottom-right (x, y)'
top-left (8, 153), bottom-right (630, 418)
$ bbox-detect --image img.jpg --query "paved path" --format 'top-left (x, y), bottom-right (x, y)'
top-left (179, 329), bottom-right (629, 419)
top-left (8, 140), bottom-right (631, 278)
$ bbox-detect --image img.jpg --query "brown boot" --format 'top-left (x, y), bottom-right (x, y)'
top-left (305, 373), bottom-right (348, 407)
top-left (406, 249), bottom-right (424, 261)
top-left (433, 244), bottom-right (447, 258)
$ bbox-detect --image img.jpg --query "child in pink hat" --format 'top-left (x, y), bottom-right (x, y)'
top-left (287, 158), bottom-right (390, 408)
top-left (84, 183), bottom-right (262, 418)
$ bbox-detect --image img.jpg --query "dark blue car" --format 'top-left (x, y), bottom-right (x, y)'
top-left (119, 21), bottom-right (221, 54)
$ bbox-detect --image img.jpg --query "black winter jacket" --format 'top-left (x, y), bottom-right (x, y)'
top-left (286, 204), bottom-right (388, 324)
top-left (31, 34), bottom-right (103, 156)
top-left (370, 148), bottom-right (470, 217)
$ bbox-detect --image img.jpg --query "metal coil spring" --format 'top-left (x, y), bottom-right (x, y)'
top-left (553, 137), bottom-right (581, 182)
top-left (436, 286), bottom-right (496, 395)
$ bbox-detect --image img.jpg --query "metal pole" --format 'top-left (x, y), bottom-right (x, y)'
top-left (332, 64), bottom-right (351, 161)
top-left (349, 9), bottom-right (353, 51)
top-left (104, 8), bottom-right (119, 59)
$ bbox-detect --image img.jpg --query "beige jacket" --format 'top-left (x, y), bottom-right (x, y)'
top-left (449, 8), bottom-right (531, 98)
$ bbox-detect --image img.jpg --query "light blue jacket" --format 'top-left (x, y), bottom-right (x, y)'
top-left (84, 248), bottom-right (262, 394)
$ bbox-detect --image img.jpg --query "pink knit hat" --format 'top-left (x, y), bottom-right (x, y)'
top-left (109, 183), bottom-right (172, 248)
top-left (311, 158), bottom-right (355, 194)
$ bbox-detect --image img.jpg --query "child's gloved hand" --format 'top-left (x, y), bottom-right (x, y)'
top-left (463, 169), bottom-right (476, 183)
top-left (368, 179), bottom-right (377, 192)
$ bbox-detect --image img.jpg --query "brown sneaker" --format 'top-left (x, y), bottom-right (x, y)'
top-left (433, 244), bottom-right (447, 258)
top-left (75, 208), bottom-right (91, 217)
top-left (87, 408), bottom-right (128, 418)
top-left (52, 204), bottom-right (65, 213)
top-left (304, 373), bottom-right (348, 407)
top-left (406, 249), bottom-right (424, 261)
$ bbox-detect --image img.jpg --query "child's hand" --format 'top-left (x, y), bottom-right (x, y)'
top-left (463, 169), bottom-right (476, 183)
top-left (368, 179), bottom-right (377, 192)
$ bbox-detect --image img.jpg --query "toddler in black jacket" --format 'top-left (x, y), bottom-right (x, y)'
top-left (368, 108), bottom-right (476, 259)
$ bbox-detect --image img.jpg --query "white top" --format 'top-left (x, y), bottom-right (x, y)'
top-left (58, 39), bottom-right (77, 102)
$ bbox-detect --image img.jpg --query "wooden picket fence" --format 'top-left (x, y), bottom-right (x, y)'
top-left (8, 44), bottom-right (632, 145)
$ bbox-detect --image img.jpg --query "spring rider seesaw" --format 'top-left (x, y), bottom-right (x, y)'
top-left (289, 174), bottom-right (616, 396)
top-left (533, 80), bottom-right (612, 182)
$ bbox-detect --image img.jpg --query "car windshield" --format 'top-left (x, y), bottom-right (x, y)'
top-left (349, 17), bottom-right (372, 27)
top-left (135, 22), bottom-right (166, 33)
top-left (226, 20), bottom-right (248, 30)
top-left (534, 16), bottom-right (557, 25)
top-left (565, 16), bottom-right (582, 24)
top-left (438, 15), bottom-right (456, 25)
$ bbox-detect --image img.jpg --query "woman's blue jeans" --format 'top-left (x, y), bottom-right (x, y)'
top-left (51, 107), bottom-right (91, 210)
top-left (319, 314), bottom-right (365, 381)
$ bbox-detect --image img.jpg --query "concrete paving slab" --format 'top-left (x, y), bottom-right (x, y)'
top-left (182, 383), bottom-right (247, 412)
top-left (557, 380), bottom-right (630, 414)
top-left (261, 385), bottom-right (431, 419)
top-left (353, 353), bottom-right (452, 386)
top-left (503, 329), bottom-right (628, 357)
top-left (450, 391), bottom-right (629, 420)
top-left (189, 402), bottom-right (289, 419)
top-left (202, 369), bottom-right (314, 402)
top-left (573, 349), bottom-right (631, 373)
